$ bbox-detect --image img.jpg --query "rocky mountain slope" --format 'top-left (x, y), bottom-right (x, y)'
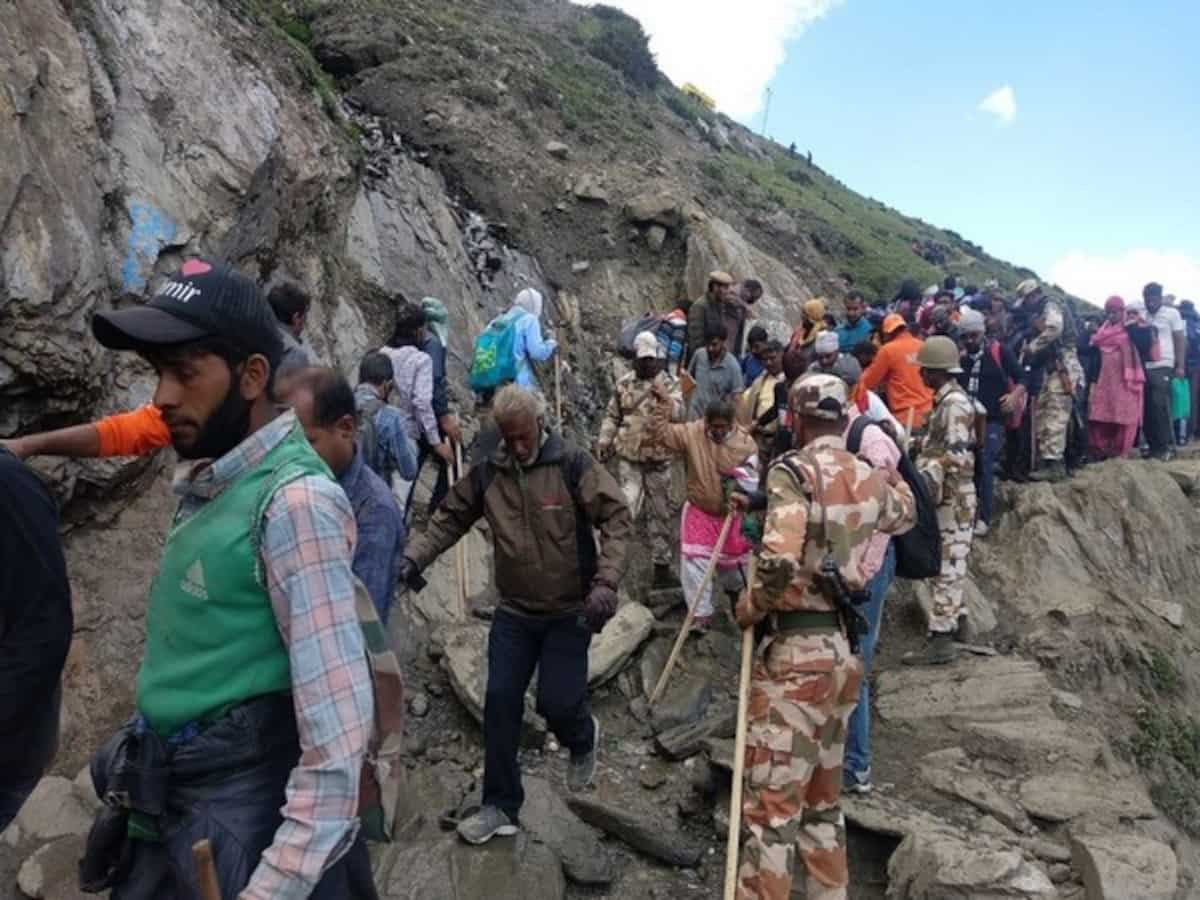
top-left (1, 1), bottom-right (1195, 898)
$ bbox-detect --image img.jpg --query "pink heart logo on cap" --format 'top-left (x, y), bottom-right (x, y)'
top-left (180, 259), bottom-right (213, 277)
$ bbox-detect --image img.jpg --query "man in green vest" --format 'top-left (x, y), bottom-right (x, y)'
top-left (84, 259), bottom-right (378, 899)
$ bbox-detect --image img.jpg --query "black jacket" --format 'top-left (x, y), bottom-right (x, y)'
top-left (0, 450), bottom-right (71, 774)
top-left (958, 340), bottom-right (1025, 421)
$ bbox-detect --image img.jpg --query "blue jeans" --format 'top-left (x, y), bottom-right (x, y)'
top-left (844, 541), bottom-right (895, 781)
top-left (975, 421), bottom-right (1006, 525)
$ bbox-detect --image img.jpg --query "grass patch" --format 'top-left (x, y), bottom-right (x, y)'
top-left (661, 88), bottom-right (715, 125)
top-left (1130, 707), bottom-right (1200, 834)
top-left (1146, 648), bottom-right (1181, 695)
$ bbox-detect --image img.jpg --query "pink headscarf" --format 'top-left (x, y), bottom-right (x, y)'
top-left (1092, 297), bottom-right (1144, 390)
top-left (1104, 295), bottom-right (1125, 314)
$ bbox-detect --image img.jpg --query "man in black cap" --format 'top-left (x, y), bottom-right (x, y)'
top-left (84, 259), bottom-right (379, 899)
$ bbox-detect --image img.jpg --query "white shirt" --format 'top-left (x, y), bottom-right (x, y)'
top-left (1147, 305), bottom-right (1184, 370)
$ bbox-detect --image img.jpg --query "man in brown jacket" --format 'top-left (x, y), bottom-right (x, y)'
top-left (400, 385), bottom-right (630, 845)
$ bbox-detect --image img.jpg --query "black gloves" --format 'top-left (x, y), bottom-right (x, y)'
top-left (583, 583), bottom-right (618, 633)
top-left (398, 557), bottom-right (426, 592)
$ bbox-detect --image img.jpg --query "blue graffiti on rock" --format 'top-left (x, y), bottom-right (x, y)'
top-left (122, 201), bottom-right (177, 293)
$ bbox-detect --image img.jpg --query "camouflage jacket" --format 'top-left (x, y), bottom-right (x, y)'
top-left (1025, 298), bottom-right (1083, 394)
top-left (597, 370), bottom-right (682, 463)
top-left (748, 435), bottom-right (916, 618)
top-left (917, 380), bottom-right (975, 503)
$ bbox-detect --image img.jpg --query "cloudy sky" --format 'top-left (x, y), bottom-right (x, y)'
top-left (573, 0), bottom-right (1199, 304)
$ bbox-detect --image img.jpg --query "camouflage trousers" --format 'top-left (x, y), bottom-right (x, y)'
top-left (617, 458), bottom-right (674, 567)
top-left (929, 478), bottom-right (977, 633)
top-left (737, 631), bottom-right (863, 900)
top-left (1036, 387), bottom-right (1072, 463)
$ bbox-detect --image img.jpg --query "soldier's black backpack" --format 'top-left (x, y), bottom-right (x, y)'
top-left (847, 417), bottom-right (942, 580)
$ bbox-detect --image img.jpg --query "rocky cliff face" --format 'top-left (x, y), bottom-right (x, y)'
top-left (1, 2), bottom-right (1195, 899)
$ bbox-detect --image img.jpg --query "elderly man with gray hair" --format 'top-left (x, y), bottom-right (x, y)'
top-left (400, 385), bottom-right (631, 845)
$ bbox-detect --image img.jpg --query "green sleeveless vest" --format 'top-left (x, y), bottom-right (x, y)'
top-left (136, 424), bottom-right (332, 737)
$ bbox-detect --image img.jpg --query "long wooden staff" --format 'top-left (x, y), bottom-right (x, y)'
top-left (723, 557), bottom-right (758, 900)
top-left (648, 512), bottom-right (735, 705)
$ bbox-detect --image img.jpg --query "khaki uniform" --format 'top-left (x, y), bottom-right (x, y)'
top-left (1027, 298), bottom-right (1083, 462)
top-left (597, 371), bottom-right (682, 567)
top-left (738, 436), bottom-right (915, 900)
top-left (917, 381), bottom-right (977, 633)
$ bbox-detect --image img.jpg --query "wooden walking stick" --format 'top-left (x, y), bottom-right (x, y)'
top-left (192, 839), bottom-right (222, 900)
top-left (724, 557), bottom-right (758, 900)
top-left (649, 512), bottom-right (735, 706)
top-left (453, 442), bottom-right (469, 622)
top-left (555, 353), bottom-right (564, 426)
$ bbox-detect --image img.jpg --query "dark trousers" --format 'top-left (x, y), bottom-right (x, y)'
top-left (1189, 368), bottom-right (1200, 440)
top-left (975, 422), bottom-right (1006, 524)
top-left (484, 608), bottom-right (594, 820)
top-left (1144, 368), bottom-right (1174, 454)
top-left (405, 438), bottom-right (450, 522)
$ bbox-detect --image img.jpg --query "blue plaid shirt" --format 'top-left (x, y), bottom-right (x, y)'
top-left (338, 446), bottom-right (406, 623)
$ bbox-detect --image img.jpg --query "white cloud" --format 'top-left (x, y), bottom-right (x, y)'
top-left (572, 1), bottom-right (844, 120)
top-left (1049, 249), bottom-right (1200, 306)
top-left (978, 84), bottom-right (1017, 125)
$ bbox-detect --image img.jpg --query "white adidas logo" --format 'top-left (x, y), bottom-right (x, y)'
top-left (181, 560), bottom-right (208, 601)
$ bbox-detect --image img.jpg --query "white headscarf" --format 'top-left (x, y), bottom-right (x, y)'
top-left (513, 287), bottom-right (544, 320)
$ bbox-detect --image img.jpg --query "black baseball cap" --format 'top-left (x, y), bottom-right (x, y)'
top-left (92, 258), bottom-right (283, 368)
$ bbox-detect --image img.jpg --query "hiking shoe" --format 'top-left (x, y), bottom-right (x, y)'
top-left (566, 716), bottom-right (600, 792)
top-left (902, 632), bottom-right (958, 666)
top-left (1029, 461), bottom-right (1067, 483)
top-left (974, 520), bottom-right (990, 538)
top-left (844, 770), bottom-right (873, 795)
top-left (457, 805), bottom-right (519, 845)
top-left (651, 563), bottom-right (676, 590)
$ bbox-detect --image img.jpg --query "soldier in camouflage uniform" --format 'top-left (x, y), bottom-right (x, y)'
top-left (596, 332), bottom-right (683, 587)
top-left (908, 336), bottom-right (977, 665)
top-left (734, 374), bottom-right (916, 900)
top-left (1017, 279), bottom-right (1084, 483)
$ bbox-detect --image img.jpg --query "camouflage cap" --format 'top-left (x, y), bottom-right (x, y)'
top-left (789, 373), bottom-right (848, 421)
top-left (708, 270), bottom-right (734, 286)
top-left (1016, 278), bottom-right (1040, 298)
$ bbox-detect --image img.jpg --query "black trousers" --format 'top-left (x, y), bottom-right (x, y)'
top-left (1144, 368), bottom-right (1174, 454)
top-left (483, 608), bottom-right (594, 820)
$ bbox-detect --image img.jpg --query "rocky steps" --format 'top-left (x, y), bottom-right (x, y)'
top-left (2, 1), bottom-right (1199, 898)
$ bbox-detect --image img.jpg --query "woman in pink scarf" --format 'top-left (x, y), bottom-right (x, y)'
top-left (1088, 295), bottom-right (1145, 459)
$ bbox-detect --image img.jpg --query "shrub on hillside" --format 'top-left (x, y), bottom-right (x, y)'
top-left (585, 6), bottom-right (660, 89)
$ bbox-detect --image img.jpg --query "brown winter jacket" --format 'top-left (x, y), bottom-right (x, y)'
top-left (406, 432), bottom-right (631, 617)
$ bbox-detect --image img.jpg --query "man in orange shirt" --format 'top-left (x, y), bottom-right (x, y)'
top-left (857, 314), bottom-right (933, 430)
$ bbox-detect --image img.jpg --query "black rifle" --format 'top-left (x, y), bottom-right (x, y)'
top-left (815, 553), bottom-right (870, 654)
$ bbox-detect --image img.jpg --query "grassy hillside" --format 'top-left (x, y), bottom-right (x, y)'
top-left (251, 0), bottom-right (1049, 305)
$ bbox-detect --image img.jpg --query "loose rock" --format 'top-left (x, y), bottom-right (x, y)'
top-left (545, 141), bottom-right (569, 159)
top-left (1070, 832), bottom-right (1177, 900)
top-left (589, 602), bottom-right (655, 685)
top-left (567, 796), bottom-right (703, 867)
top-left (572, 174), bottom-right (609, 203)
top-left (15, 777), bottom-right (94, 842)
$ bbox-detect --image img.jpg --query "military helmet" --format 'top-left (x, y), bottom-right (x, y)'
top-left (916, 336), bottom-right (963, 374)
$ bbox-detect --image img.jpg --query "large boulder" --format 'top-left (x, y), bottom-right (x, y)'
top-left (1070, 832), bottom-right (1178, 900)
top-left (13, 777), bottom-right (94, 843)
top-left (17, 835), bottom-right (88, 900)
top-left (887, 831), bottom-right (1057, 899)
top-left (1017, 771), bottom-right (1155, 824)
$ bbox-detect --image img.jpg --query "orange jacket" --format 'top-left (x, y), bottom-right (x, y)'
top-left (95, 405), bottom-right (171, 457)
top-left (857, 332), bottom-right (933, 429)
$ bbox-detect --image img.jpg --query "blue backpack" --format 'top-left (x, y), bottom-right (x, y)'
top-left (469, 309), bottom-right (522, 392)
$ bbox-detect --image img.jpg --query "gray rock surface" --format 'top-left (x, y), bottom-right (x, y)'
top-left (14, 778), bottom-right (93, 843)
top-left (1070, 832), bottom-right (1177, 900)
top-left (375, 834), bottom-right (565, 900)
top-left (888, 831), bottom-right (1057, 899)
top-left (16, 835), bottom-right (87, 900)
top-left (1017, 771), bottom-right (1155, 824)
top-left (649, 674), bottom-right (713, 734)
top-left (513, 777), bottom-right (612, 886)
top-left (566, 796), bottom-right (703, 867)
